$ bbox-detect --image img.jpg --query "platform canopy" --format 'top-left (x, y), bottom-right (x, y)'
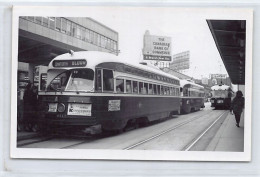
top-left (207, 20), bottom-right (246, 85)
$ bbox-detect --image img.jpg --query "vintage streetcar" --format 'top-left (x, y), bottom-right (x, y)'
top-left (180, 80), bottom-right (205, 114)
top-left (38, 51), bottom-right (181, 133)
top-left (210, 84), bottom-right (233, 109)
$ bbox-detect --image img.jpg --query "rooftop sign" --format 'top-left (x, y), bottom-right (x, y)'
top-left (143, 33), bottom-right (172, 61)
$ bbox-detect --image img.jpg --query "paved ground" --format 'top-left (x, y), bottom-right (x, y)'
top-left (206, 111), bottom-right (244, 152)
top-left (17, 110), bottom-right (245, 152)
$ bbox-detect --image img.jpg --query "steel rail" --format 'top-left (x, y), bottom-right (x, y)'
top-left (123, 110), bottom-right (218, 150)
top-left (183, 111), bottom-right (228, 151)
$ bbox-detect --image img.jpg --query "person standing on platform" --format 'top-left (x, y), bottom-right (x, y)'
top-left (23, 82), bottom-right (38, 131)
top-left (230, 90), bottom-right (245, 127)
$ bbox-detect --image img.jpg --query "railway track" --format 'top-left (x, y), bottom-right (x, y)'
top-left (123, 110), bottom-right (228, 150)
top-left (18, 109), bottom-right (227, 150)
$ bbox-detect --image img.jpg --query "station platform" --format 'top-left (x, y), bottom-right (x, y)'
top-left (206, 111), bottom-right (244, 152)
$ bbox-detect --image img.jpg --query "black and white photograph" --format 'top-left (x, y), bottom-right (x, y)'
top-left (11, 6), bottom-right (253, 161)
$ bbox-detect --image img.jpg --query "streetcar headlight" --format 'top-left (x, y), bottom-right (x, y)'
top-left (57, 103), bottom-right (66, 113)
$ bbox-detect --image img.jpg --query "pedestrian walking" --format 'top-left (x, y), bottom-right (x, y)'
top-left (230, 90), bottom-right (245, 127)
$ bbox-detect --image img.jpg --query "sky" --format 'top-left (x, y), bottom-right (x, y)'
top-left (82, 7), bottom-right (229, 79)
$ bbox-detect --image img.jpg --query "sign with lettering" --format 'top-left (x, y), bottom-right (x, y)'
top-left (108, 100), bottom-right (121, 111)
top-left (210, 74), bottom-right (227, 79)
top-left (143, 34), bottom-right (172, 61)
top-left (53, 59), bottom-right (87, 67)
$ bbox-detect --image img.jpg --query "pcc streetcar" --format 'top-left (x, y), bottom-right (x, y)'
top-left (180, 80), bottom-right (205, 114)
top-left (210, 84), bottom-right (233, 109)
top-left (38, 51), bottom-right (181, 132)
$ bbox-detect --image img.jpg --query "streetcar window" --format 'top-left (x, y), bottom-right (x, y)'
top-left (47, 70), bottom-right (71, 91)
top-left (148, 84), bottom-right (153, 94)
top-left (103, 69), bottom-right (114, 92)
top-left (95, 69), bottom-right (102, 91)
top-left (126, 80), bottom-right (132, 93)
top-left (66, 69), bottom-right (94, 91)
top-left (170, 87), bottom-right (173, 95)
top-left (143, 83), bottom-right (148, 94)
top-left (139, 82), bottom-right (143, 94)
top-left (177, 88), bottom-right (180, 96)
top-left (157, 85), bottom-right (160, 95)
top-left (153, 84), bottom-right (157, 95)
top-left (116, 79), bottom-right (124, 93)
top-left (133, 81), bottom-right (138, 94)
top-left (183, 87), bottom-right (188, 97)
top-left (166, 87), bottom-right (170, 95)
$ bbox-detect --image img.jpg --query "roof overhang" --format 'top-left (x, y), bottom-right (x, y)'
top-left (207, 20), bottom-right (246, 85)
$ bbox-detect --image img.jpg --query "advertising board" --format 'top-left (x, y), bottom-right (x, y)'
top-left (143, 32), bottom-right (172, 61)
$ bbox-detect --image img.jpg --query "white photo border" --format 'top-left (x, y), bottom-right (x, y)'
top-left (11, 6), bottom-right (253, 161)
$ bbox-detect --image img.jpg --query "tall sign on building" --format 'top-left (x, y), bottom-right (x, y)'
top-left (143, 30), bottom-right (172, 62)
top-left (169, 51), bottom-right (190, 71)
top-left (209, 74), bottom-right (231, 86)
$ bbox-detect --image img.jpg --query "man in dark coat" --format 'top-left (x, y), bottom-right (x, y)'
top-left (23, 83), bottom-right (38, 131)
top-left (230, 90), bottom-right (245, 127)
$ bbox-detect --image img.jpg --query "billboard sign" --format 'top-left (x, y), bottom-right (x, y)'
top-left (210, 74), bottom-right (227, 79)
top-left (143, 33), bottom-right (172, 61)
top-left (169, 51), bottom-right (190, 71)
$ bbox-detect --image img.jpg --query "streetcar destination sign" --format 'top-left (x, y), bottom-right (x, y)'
top-left (53, 59), bottom-right (87, 67)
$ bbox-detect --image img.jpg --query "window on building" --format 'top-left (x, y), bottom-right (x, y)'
top-left (93, 33), bottom-right (98, 45)
top-left (110, 41), bottom-right (114, 51)
top-left (97, 34), bottom-right (101, 46)
top-left (56, 17), bottom-right (61, 31)
top-left (28, 16), bottom-right (34, 22)
top-left (103, 69), bottom-right (114, 92)
top-left (81, 28), bottom-right (86, 41)
top-left (116, 79), bottom-right (124, 93)
top-left (101, 36), bottom-right (105, 48)
top-left (104, 37), bottom-right (108, 49)
top-left (49, 17), bottom-right (55, 29)
top-left (76, 25), bottom-right (81, 39)
top-left (85, 29), bottom-right (90, 42)
top-left (106, 39), bottom-right (111, 49)
top-left (90, 31), bottom-right (94, 43)
top-left (72, 23), bottom-right (77, 37)
top-left (66, 21), bottom-right (72, 35)
top-left (35, 17), bottom-right (42, 24)
top-left (42, 17), bottom-right (49, 27)
top-left (61, 18), bottom-right (67, 33)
